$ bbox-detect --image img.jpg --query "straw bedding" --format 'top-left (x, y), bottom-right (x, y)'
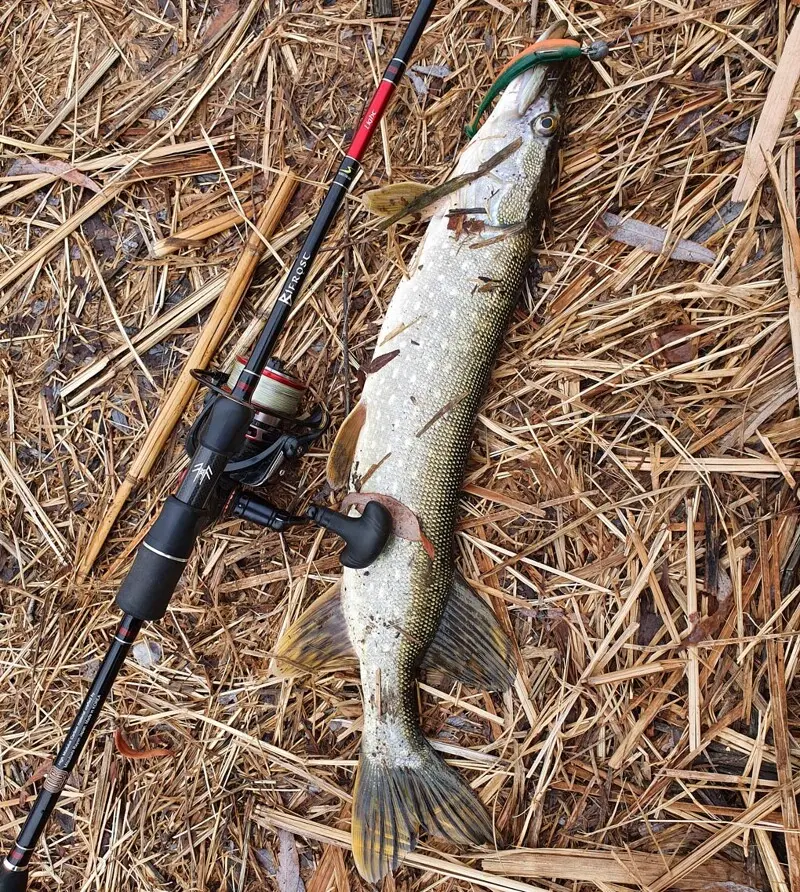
top-left (0, 1), bottom-right (798, 889)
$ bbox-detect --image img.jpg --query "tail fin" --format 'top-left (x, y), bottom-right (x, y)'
top-left (351, 743), bottom-right (495, 881)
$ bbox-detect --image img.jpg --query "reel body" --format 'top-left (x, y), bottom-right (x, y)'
top-left (187, 357), bottom-right (391, 569)
top-left (187, 358), bottom-right (328, 488)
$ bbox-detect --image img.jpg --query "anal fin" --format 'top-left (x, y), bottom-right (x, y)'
top-left (421, 574), bottom-right (515, 691)
top-left (274, 585), bottom-right (356, 675)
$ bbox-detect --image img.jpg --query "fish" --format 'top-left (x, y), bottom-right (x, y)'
top-left (276, 20), bottom-right (574, 881)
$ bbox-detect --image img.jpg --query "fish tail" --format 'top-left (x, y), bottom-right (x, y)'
top-left (352, 737), bottom-right (495, 882)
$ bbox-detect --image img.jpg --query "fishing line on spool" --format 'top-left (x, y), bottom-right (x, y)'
top-left (226, 356), bottom-right (304, 418)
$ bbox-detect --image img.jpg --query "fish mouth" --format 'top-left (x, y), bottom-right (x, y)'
top-left (516, 19), bottom-right (571, 117)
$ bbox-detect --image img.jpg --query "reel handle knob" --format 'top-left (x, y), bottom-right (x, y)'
top-left (306, 502), bottom-right (392, 569)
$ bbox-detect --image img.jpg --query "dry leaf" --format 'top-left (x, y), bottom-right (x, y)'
top-left (6, 158), bottom-right (101, 193)
top-left (601, 212), bottom-right (716, 264)
top-left (361, 348), bottom-right (400, 375)
top-left (655, 323), bottom-right (701, 365)
top-left (202, 0), bottom-right (239, 47)
top-left (341, 492), bottom-right (435, 559)
top-left (113, 728), bottom-right (173, 760)
top-left (411, 63), bottom-right (450, 78)
top-left (687, 568), bottom-right (733, 644)
top-left (277, 829), bottom-right (306, 892)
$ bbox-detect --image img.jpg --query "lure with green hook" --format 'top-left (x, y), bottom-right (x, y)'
top-left (465, 37), bottom-right (609, 138)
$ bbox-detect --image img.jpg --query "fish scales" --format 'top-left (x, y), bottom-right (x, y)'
top-left (343, 192), bottom-right (535, 752)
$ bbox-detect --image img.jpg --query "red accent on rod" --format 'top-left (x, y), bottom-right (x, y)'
top-left (347, 79), bottom-right (395, 161)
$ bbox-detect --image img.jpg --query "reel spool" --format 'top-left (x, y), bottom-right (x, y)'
top-left (187, 356), bottom-right (328, 491)
top-left (226, 356), bottom-right (305, 446)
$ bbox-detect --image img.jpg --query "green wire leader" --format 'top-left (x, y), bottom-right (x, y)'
top-left (465, 40), bottom-right (609, 139)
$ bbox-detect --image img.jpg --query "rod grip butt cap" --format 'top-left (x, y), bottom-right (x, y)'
top-left (0, 865), bottom-right (28, 892)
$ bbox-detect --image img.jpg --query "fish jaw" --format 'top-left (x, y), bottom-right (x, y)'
top-left (454, 26), bottom-right (572, 230)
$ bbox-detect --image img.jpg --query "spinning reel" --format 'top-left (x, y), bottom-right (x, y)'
top-left (187, 357), bottom-right (328, 488)
top-left (187, 358), bottom-right (391, 569)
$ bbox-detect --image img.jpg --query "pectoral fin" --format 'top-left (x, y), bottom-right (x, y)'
top-left (274, 585), bottom-right (355, 674)
top-left (422, 574), bottom-right (515, 691)
top-left (326, 400), bottom-right (367, 490)
top-left (362, 181), bottom-right (431, 218)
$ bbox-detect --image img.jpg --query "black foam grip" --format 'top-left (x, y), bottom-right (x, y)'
top-left (115, 497), bottom-right (205, 621)
top-left (199, 398), bottom-right (252, 454)
top-left (0, 866), bottom-right (28, 892)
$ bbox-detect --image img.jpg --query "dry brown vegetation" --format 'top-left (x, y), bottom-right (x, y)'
top-left (1, 0), bottom-right (799, 890)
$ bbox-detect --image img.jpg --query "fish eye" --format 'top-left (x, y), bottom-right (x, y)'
top-left (532, 113), bottom-right (559, 136)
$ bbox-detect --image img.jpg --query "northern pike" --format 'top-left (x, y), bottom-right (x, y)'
top-left (278, 21), bottom-right (584, 880)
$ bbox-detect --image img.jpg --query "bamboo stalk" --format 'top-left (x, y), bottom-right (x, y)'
top-left (482, 846), bottom-right (747, 885)
top-left (624, 457), bottom-right (800, 474)
top-left (766, 144), bottom-right (800, 415)
top-left (0, 134), bottom-right (70, 157)
top-left (762, 518), bottom-right (800, 891)
top-left (118, 150), bottom-right (232, 183)
top-left (76, 171), bottom-right (297, 579)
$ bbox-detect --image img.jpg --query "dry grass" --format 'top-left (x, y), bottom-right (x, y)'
top-left (1, 1), bottom-right (798, 890)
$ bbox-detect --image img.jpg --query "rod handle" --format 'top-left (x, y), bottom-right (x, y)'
top-left (115, 496), bottom-right (206, 620)
top-left (0, 864), bottom-right (28, 892)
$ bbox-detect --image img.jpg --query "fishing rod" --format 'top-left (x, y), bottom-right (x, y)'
top-left (0, 1), bottom-right (435, 888)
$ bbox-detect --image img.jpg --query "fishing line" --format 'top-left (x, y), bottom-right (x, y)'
top-left (226, 356), bottom-right (305, 419)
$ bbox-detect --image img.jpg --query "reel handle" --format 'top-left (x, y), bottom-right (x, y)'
top-left (306, 502), bottom-right (392, 569)
top-left (230, 492), bottom-right (392, 569)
